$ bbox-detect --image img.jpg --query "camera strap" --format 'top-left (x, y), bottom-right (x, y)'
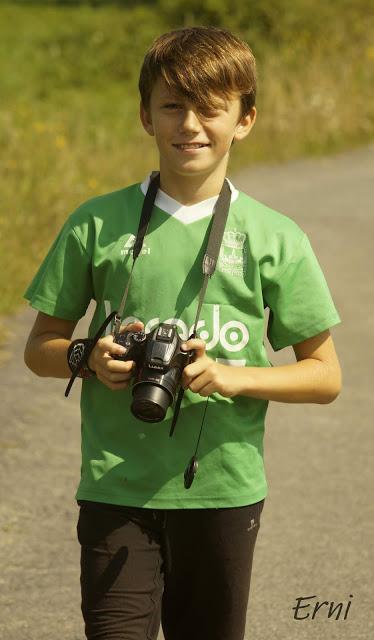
top-left (190, 177), bottom-right (231, 336)
top-left (113, 170), bottom-right (232, 444)
top-left (65, 172), bottom-right (161, 396)
top-left (65, 171), bottom-right (231, 397)
top-left (112, 171), bottom-right (161, 337)
top-left (113, 171), bottom-right (231, 337)
top-left (169, 178), bottom-right (232, 436)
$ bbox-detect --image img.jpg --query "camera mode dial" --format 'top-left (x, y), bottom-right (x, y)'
top-left (132, 331), bottom-right (146, 343)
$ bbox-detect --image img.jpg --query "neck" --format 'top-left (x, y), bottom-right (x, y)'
top-left (158, 160), bottom-right (229, 205)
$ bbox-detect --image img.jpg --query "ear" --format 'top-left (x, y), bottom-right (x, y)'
top-left (140, 102), bottom-right (154, 136)
top-left (233, 107), bottom-right (257, 143)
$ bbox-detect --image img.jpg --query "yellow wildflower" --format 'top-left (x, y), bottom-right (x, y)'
top-left (55, 135), bottom-right (67, 149)
top-left (88, 178), bottom-right (98, 190)
top-left (34, 122), bottom-right (47, 133)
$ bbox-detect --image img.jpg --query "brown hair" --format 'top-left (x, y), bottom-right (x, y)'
top-left (139, 26), bottom-right (256, 119)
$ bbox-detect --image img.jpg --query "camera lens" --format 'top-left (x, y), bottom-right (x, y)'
top-left (131, 383), bottom-right (172, 422)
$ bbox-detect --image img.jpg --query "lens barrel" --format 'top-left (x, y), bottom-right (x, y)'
top-left (131, 383), bottom-right (172, 422)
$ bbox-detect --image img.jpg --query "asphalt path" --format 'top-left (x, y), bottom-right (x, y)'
top-left (0, 144), bottom-right (373, 639)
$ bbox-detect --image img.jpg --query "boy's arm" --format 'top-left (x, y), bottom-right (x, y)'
top-left (24, 312), bottom-right (79, 378)
top-left (181, 329), bottom-right (342, 404)
top-left (24, 311), bottom-right (143, 389)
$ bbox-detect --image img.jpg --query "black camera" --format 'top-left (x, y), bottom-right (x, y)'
top-left (113, 323), bottom-right (190, 423)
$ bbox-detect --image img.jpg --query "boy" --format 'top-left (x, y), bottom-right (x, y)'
top-left (24, 26), bottom-right (341, 640)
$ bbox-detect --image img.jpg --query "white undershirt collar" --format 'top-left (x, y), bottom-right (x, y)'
top-left (140, 173), bottom-right (238, 225)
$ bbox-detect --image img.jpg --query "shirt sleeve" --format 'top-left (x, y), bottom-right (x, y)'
top-left (24, 219), bottom-right (93, 321)
top-left (264, 233), bottom-right (341, 351)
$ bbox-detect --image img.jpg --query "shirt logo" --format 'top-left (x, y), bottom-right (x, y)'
top-left (217, 229), bottom-right (247, 277)
top-left (103, 301), bottom-right (249, 356)
top-left (121, 235), bottom-right (151, 257)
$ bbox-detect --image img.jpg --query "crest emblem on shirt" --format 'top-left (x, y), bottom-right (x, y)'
top-left (217, 229), bottom-right (247, 277)
top-left (121, 234), bottom-right (151, 257)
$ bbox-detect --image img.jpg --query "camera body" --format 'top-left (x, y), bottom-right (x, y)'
top-left (113, 323), bottom-right (190, 422)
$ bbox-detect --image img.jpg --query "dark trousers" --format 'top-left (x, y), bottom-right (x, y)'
top-left (77, 498), bottom-right (265, 640)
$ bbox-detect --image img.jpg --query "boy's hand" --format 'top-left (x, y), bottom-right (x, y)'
top-left (88, 321), bottom-right (144, 391)
top-left (181, 338), bottom-right (246, 398)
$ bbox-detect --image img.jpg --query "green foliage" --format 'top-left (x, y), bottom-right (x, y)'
top-left (0, 4), bottom-right (165, 104)
top-left (0, 1), bottom-right (373, 316)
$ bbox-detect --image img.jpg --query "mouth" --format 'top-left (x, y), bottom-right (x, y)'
top-left (173, 143), bottom-right (211, 151)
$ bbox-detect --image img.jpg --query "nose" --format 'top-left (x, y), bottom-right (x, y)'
top-left (179, 109), bottom-right (201, 134)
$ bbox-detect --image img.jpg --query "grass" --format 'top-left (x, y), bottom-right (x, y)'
top-left (0, 2), bottom-right (373, 319)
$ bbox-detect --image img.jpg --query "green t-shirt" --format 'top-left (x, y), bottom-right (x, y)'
top-left (24, 177), bottom-right (341, 508)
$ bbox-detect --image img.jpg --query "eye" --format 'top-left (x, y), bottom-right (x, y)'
top-left (197, 105), bottom-right (223, 119)
top-left (163, 103), bottom-right (181, 110)
top-left (201, 109), bottom-right (220, 118)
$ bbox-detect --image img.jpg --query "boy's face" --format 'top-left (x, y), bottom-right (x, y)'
top-left (140, 77), bottom-right (256, 184)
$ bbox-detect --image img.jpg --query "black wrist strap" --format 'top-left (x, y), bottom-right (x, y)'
top-left (67, 339), bottom-right (96, 374)
top-left (65, 311), bottom-right (117, 397)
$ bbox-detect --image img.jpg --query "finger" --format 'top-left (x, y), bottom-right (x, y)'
top-left (185, 369), bottom-right (211, 393)
top-left (187, 375), bottom-right (215, 397)
top-left (119, 320), bottom-right (144, 334)
top-left (181, 338), bottom-right (206, 357)
top-left (107, 341), bottom-right (128, 358)
top-left (182, 359), bottom-right (208, 386)
top-left (97, 359), bottom-right (134, 378)
top-left (104, 357), bottom-right (135, 374)
top-left (96, 363), bottom-right (135, 384)
top-left (197, 383), bottom-right (214, 397)
top-left (88, 337), bottom-right (122, 371)
top-left (96, 335), bottom-right (126, 358)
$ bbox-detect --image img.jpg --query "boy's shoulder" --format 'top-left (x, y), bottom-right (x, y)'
top-left (68, 181), bottom-right (142, 227)
top-left (234, 188), bottom-right (304, 241)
